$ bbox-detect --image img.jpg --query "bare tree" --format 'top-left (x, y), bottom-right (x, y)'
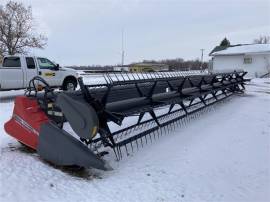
top-left (0, 1), bottom-right (47, 56)
top-left (0, 43), bottom-right (4, 57)
top-left (253, 35), bottom-right (270, 44)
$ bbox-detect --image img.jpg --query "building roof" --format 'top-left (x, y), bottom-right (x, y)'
top-left (209, 44), bottom-right (245, 55)
top-left (211, 44), bottom-right (270, 56)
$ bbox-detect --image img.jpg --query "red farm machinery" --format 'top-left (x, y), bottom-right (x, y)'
top-left (4, 71), bottom-right (247, 170)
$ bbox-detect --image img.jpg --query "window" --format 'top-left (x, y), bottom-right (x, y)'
top-left (26, 57), bottom-right (36, 69)
top-left (244, 57), bottom-right (252, 64)
top-left (2, 57), bottom-right (21, 67)
top-left (37, 57), bottom-right (56, 69)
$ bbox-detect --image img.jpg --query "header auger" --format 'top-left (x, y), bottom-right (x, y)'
top-left (4, 71), bottom-right (247, 170)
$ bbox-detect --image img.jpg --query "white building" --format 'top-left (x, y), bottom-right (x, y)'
top-left (210, 44), bottom-right (270, 78)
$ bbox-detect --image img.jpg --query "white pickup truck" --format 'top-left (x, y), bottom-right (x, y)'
top-left (0, 55), bottom-right (78, 91)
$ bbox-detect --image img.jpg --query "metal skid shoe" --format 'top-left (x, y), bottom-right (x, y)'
top-left (4, 71), bottom-right (248, 170)
top-left (38, 122), bottom-right (111, 171)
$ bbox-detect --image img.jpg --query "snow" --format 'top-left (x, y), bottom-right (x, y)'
top-left (212, 44), bottom-right (270, 56)
top-left (0, 78), bottom-right (270, 202)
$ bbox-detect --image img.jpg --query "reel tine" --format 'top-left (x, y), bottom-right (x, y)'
top-left (140, 136), bottom-right (144, 148)
top-left (149, 133), bottom-right (153, 143)
top-left (123, 144), bottom-right (128, 156)
top-left (130, 141), bottom-right (134, 152)
top-left (113, 147), bottom-right (119, 161)
top-left (135, 139), bottom-right (139, 150)
top-left (153, 130), bottom-right (156, 140)
top-left (116, 147), bottom-right (120, 160)
top-left (119, 146), bottom-right (123, 159)
top-left (144, 135), bottom-right (148, 145)
top-left (165, 125), bottom-right (169, 135)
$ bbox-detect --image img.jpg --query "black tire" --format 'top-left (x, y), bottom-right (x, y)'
top-left (63, 78), bottom-right (77, 91)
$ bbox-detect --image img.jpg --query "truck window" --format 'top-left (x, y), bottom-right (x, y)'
top-left (26, 57), bottom-right (36, 69)
top-left (2, 57), bottom-right (21, 68)
top-left (37, 57), bottom-right (56, 69)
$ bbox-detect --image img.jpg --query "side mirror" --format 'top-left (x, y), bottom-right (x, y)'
top-left (54, 64), bottom-right (60, 71)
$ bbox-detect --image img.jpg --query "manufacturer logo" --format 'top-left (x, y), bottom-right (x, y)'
top-left (44, 72), bottom-right (55, 76)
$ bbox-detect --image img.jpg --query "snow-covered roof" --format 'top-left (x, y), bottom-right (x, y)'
top-left (212, 44), bottom-right (270, 56)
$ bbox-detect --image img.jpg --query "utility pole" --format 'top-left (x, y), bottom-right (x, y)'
top-left (200, 48), bottom-right (205, 71)
top-left (121, 29), bottom-right (125, 66)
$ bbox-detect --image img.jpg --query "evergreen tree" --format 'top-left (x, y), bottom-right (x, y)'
top-left (220, 38), bottom-right (230, 46)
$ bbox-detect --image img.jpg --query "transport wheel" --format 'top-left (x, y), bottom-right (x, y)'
top-left (63, 79), bottom-right (77, 91)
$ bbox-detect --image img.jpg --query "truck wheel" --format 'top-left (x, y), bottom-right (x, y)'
top-left (63, 78), bottom-right (77, 91)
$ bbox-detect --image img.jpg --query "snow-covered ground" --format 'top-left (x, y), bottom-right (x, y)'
top-left (0, 78), bottom-right (269, 202)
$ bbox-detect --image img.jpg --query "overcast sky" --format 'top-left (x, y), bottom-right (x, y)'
top-left (2, 0), bottom-right (270, 66)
